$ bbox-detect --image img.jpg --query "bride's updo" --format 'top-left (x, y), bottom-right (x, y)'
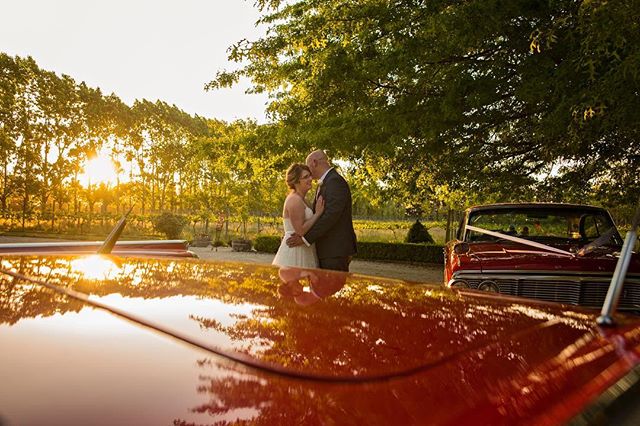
top-left (286, 163), bottom-right (311, 190)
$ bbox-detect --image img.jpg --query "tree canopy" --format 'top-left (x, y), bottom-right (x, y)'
top-left (210, 0), bottom-right (640, 205)
top-left (2, 1), bottom-right (639, 236)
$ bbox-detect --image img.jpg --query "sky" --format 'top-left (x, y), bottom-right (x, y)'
top-left (0, 0), bottom-right (270, 123)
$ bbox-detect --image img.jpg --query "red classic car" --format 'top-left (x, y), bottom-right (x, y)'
top-left (1, 208), bottom-right (640, 425)
top-left (2, 252), bottom-right (640, 425)
top-left (445, 203), bottom-right (640, 310)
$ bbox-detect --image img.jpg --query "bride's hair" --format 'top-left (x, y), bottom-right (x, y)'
top-left (286, 163), bottom-right (311, 190)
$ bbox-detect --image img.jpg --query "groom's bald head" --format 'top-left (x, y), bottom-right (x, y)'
top-left (306, 150), bottom-right (330, 179)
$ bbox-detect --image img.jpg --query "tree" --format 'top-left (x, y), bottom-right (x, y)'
top-left (152, 212), bottom-right (187, 239)
top-left (210, 0), bottom-right (640, 208)
top-left (406, 219), bottom-right (434, 244)
top-left (0, 53), bottom-right (22, 212)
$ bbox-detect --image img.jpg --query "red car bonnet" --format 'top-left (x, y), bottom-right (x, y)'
top-left (2, 255), bottom-right (640, 425)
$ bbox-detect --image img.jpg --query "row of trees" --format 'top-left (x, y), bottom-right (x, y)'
top-left (0, 53), bottom-right (408, 235)
top-left (2, 0), bottom-right (639, 236)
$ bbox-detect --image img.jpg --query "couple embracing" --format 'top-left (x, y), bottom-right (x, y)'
top-left (272, 150), bottom-right (357, 272)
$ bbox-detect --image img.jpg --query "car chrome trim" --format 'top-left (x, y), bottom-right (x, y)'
top-left (0, 239), bottom-right (188, 249)
top-left (478, 280), bottom-right (500, 293)
top-left (449, 279), bottom-right (470, 289)
top-left (452, 270), bottom-right (640, 281)
top-left (449, 269), bottom-right (640, 310)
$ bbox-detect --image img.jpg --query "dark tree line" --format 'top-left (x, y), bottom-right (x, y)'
top-left (212, 0), bottom-right (640, 223)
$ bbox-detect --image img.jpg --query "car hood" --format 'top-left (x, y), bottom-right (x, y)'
top-left (0, 254), bottom-right (613, 379)
top-left (466, 242), bottom-right (640, 274)
top-left (2, 254), bottom-right (640, 425)
top-left (0, 239), bottom-right (195, 257)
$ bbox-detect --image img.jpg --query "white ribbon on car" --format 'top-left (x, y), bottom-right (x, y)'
top-left (465, 225), bottom-right (574, 257)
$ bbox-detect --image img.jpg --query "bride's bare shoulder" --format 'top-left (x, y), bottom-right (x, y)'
top-left (284, 194), bottom-right (306, 210)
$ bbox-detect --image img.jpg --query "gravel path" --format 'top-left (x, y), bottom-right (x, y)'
top-left (0, 236), bottom-right (443, 284)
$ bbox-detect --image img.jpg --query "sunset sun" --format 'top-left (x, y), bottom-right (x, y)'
top-left (78, 155), bottom-right (119, 187)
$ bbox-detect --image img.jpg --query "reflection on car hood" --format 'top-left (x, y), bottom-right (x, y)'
top-left (0, 254), bottom-right (608, 379)
top-left (2, 254), bottom-right (640, 425)
top-left (466, 242), bottom-right (640, 274)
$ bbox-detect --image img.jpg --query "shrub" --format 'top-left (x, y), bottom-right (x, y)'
top-left (253, 235), bottom-right (444, 264)
top-left (152, 212), bottom-right (187, 239)
top-left (356, 241), bottom-right (443, 264)
top-left (254, 235), bottom-right (281, 253)
top-left (406, 220), bottom-right (434, 244)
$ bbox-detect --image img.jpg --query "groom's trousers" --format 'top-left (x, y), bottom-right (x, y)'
top-left (319, 256), bottom-right (351, 272)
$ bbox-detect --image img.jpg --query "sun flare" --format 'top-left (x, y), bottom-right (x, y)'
top-left (78, 155), bottom-right (118, 187)
top-left (70, 255), bottom-right (122, 281)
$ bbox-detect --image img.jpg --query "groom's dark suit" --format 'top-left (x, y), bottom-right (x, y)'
top-left (304, 168), bottom-right (357, 271)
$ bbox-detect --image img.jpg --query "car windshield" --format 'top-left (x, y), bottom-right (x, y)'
top-left (466, 207), bottom-right (623, 246)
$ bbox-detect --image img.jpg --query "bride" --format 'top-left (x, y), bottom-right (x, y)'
top-left (272, 163), bottom-right (325, 268)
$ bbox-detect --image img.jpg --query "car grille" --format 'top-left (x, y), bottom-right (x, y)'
top-left (462, 275), bottom-right (640, 311)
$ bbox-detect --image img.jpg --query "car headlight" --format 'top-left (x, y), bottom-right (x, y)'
top-left (450, 280), bottom-right (469, 289)
top-left (453, 242), bottom-right (470, 255)
top-left (479, 281), bottom-right (500, 293)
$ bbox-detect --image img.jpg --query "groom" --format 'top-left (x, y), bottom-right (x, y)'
top-left (286, 150), bottom-right (357, 271)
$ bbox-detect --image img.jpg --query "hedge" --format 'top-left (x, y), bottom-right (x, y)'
top-left (356, 241), bottom-right (443, 264)
top-left (254, 235), bottom-right (282, 253)
top-left (406, 220), bottom-right (435, 244)
top-left (253, 235), bottom-right (443, 264)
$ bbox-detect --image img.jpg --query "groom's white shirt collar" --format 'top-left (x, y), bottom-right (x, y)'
top-left (317, 167), bottom-right (333, 184)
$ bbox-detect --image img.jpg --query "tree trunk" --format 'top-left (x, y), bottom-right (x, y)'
top-left (50, 199), bottom-right (56, 230)
top-left (73, 172), bottom-right (80, 230)
top-left (225, 206), bottom-right (230, 241)
top-left (116, 175), bottom-right (120, 215)
top-left (1, 160), bottom-right (8, 212)
top-left (159, 176), bottom-right (168, 212)
top-left (129, 163), bottom-right (134, 212)
top-left (21, 193), bottom-right (28, 230)
top-left (141, 176), bottom-right (146, 215)
top-left (138, 156), bottom-right (147, 215)
top-left (151, 165), bottom-right (156, 213)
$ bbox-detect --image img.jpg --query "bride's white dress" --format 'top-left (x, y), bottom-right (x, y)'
top-left (272, 206), bottom-right (319, 268)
